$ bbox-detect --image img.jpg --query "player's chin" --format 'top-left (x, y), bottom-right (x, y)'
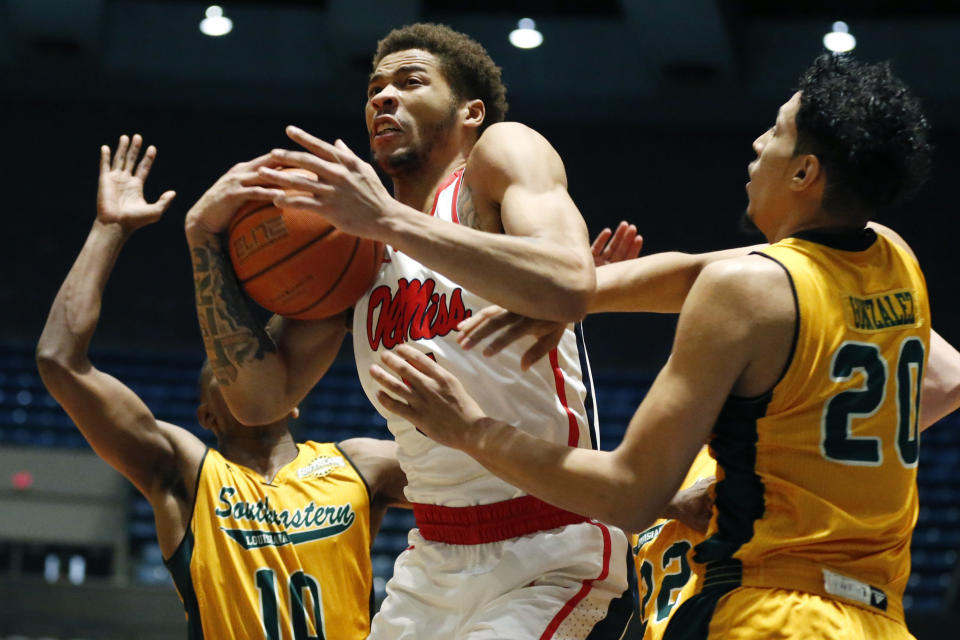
top-left (738, 207), bottom-right (762, 236)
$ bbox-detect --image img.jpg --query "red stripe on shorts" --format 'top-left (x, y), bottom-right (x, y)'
top-left (549, 348), bottom-right (580, 447)
top-left (539, 521), bottom-right (613, 640)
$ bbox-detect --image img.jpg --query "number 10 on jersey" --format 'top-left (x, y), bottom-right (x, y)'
top-left (256, 568), bottom-right (326, 640)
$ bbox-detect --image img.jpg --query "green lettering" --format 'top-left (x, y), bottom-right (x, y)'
top-left (216, 487), bottom-right (235, 517)
top-left (863, 299), bottom-right (879, 328)
top-left (875, 297), bottom-right (895, 327)
top-left (896, 292), bottom-right (916, 324)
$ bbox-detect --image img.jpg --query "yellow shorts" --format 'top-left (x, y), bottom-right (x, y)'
top-left (663, 586), bottom-right (915, 640)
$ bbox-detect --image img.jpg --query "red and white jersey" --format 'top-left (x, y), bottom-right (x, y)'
top-left (353, 168), bottom-right (599, 506)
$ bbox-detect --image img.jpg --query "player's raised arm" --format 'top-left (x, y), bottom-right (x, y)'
top-left (35, 136), bottom-right (202, 515)
top-left (184, 158), bottom-right (348, 425)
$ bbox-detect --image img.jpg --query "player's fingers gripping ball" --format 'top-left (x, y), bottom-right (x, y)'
top-left (228, 168), bottom-right (384, 319)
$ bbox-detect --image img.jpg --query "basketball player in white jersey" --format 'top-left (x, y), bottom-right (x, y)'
top-left (183, 23), bottom-right (640, 640)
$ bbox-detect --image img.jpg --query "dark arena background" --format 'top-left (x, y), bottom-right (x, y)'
top-left (2, 1), bottom-right (960, 638)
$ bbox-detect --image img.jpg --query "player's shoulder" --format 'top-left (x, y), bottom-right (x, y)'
top-left (697, 251), bottom-right (789, 296)
top-left (337, 437), bottom-right (398, 459)
top-left (476, 121), bottom-right (545, 146)
top-left (336, 438), bottom-right (406, 504)
top-left (470, 122), bottom-right (561, 171)
top-left (687, 253), bottom-right (795, 333)
top-left (867, 221), bottom-right (920, 262)
top-left (336, 438), bottom-right (399, 479)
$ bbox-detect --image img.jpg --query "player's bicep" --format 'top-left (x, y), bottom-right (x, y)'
top-left (470, 123), bottom-right (591, 252)
top-left (499, 183), bottom-right (589, 245)
top-left (47, 367), bottom-right (182, 497)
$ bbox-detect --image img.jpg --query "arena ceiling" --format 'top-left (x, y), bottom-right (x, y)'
top-left (3, 0), bottom-right (960, 129)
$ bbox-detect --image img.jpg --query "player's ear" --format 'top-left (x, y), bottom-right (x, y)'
top-left (462, 98), bottom-right (485, 131)
top-left (197, 403), bottom-right (217, 432)
top-left (791, 154), bottom-right (820, 191)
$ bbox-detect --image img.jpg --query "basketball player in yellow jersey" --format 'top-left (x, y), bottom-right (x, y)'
top-left (371, 55), bottom-right (938, 639)
top-left (37, 135), bottom-right (408, 640)
top-left (624, 448), bottom-right (714, 640)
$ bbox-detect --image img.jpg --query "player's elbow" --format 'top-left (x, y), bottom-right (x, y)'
top-left (35, 343), bottom-right (80, 393)
top-left (599, 467), bottom-right (666, 533)
top-left (228, 401), bottom-right (279, 427)
top-left (548, 261), bottom-right (595, 322)
top-left (224, 392), bottom-right (291, 427)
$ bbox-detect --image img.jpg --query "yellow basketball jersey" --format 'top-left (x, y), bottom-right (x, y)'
top-left (631, 448), bottom-right (716, 640)
top-left (694, 229), bottom-right (929, 622)
top-left (166, 441), bottom-right (373, 640)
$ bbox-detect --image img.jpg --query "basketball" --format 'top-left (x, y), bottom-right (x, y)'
top-left (227, 169), bottom-right (384, 319)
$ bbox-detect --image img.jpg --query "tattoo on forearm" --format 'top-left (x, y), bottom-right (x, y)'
top-left (192, 241), bottom-right (276, 385)
top-left (456, 183), bottom-right (481, 231)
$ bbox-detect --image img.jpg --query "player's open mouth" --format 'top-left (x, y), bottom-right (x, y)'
top-left (373, 118), bottom-right (403, 140)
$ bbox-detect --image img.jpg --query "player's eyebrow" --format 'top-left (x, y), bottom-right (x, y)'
top-left (368, 64), bottom-right (430, 85)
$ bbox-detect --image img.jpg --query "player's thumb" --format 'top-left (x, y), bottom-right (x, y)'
top-left (151, 190), bottom-right (177, 214)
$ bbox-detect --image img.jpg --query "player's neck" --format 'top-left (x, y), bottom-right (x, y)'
top-left (770, 213), bottom-right (866, 244)
top-left (217, 425), bottom-right (299, 482)
top-left (391, 149), bottom-right (470, 214)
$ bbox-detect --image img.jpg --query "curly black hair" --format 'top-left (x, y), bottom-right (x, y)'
top-left (372, 23), bottom-right (508, 134)
top-left (794, 54), bottom-right (932, 220)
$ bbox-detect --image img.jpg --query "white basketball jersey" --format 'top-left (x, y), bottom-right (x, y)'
top-left (353, 168), bottom-right (599, 506)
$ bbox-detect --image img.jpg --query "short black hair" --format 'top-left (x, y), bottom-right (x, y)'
top-left (794, 54), bottom-right (932, 220)
top-left (373, 23), bottom-right (508, 133)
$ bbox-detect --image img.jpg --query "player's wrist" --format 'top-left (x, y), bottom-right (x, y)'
top-left (378, 199), bottom-right (423, 246)
top-left (460, 416), bottom-right (503, 458)
top-left (90, 217), bottom-right (133, 243)
top-left (184, 216), bottom-right (223, 245)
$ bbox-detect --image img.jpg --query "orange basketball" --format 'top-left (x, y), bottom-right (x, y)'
top-left (227, 170), bottom-right (384, 319)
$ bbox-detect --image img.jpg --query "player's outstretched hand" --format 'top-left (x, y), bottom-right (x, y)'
top-left (664, 476), bottom-right (715, 533)
top-left (457, 306), bottom-right (565, 371)
top-left (591, 221), bottom-right (643, 267)
top-left (97, 134), bottom-right (176, 231)
top-left (183, 153), bottom-right (285, 236)
top-left (371, 345), bottom-right (488, 450)
top-left (258, 126), bottom-right (395, 240)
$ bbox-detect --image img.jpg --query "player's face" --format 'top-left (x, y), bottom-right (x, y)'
top-left (745, 91), bottom-right (803, 237)
top-left (366, 49), bottom-right (460, 175)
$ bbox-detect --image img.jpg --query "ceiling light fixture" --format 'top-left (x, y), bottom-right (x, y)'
top-left (509, 18), bottom-right (543, 50)
top-left (823, 21), bottom-right (856, 53)
top-left (200, 5), bottom-right (233, 37)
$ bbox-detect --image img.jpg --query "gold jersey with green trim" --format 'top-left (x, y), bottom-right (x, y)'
top-left (694, 229), bottom-right (930, 611)
top-left (166, 441), bottom-right (373, 640)
top-left (631, 447), bottom-right (715, 640)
